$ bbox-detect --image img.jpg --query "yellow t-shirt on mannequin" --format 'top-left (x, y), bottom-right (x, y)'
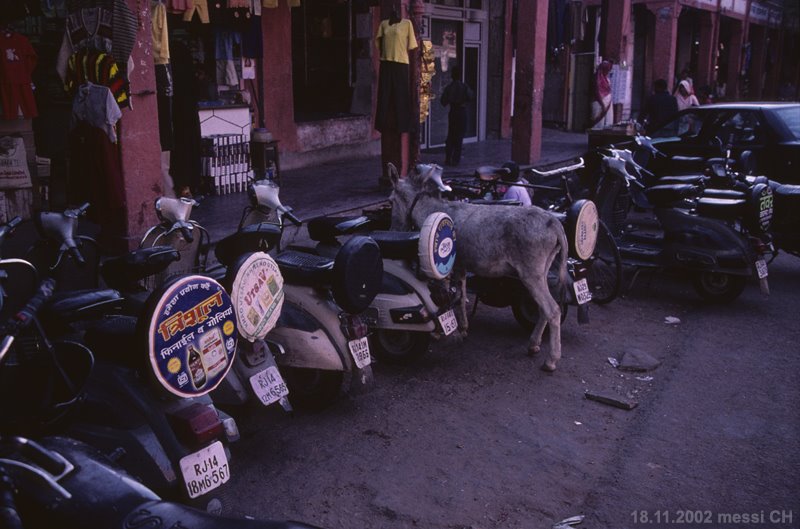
top-left (376, 19), bottom-right (418, 64)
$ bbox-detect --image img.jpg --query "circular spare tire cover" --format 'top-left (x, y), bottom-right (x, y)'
top-left (230, 252), bottom-right (284, 342)
top-left (567, 199), bottom-right (599, 260)
top-left (748, 182), bottom-right (773, 233)
top-left (146, 275), bottom-right (237, 398)
top-left (332, 236), bottom-right (383, 314)
top-left (417, 212), bottom-right (457, 280)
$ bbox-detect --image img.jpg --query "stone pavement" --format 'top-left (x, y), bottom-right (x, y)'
top-left (194, 128), bottom-right (589, 243)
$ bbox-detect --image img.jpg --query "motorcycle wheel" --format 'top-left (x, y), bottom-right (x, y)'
top-left (280, 367), bottom-right (343, 411)
top-left (371, 329), bottom-right (431, 365)
top-left (511, 295), bottom-right (568, 332)
top-left (692, 272), bottom-right (747, 303)
top-left (586, 220), bottom-right (623, 305)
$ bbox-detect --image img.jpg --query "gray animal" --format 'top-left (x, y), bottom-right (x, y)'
top-left (388, 163), bottom-right (570, 371)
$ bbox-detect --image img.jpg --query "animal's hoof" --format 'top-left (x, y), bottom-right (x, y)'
top-left (527, 345), bottom-right (541, 357)
top-left (540, 362), bottom-right (557, 373)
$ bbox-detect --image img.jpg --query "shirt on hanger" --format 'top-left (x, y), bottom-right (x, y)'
top-left (0, 32), bottom-right (38, 119)
top-left (376, 18), bottom-right (417, 64)
top-left (151, 0), bottom-right (170, 65)
top-left (71, 82), bottom-right (122, 143)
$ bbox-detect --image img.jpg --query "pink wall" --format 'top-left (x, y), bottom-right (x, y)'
top-left (119, 0), bottom-right (162, 245)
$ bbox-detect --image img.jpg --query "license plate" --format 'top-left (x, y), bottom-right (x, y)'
top-left (179, 441), bottom-right (230, 499)
top-left (755, 259), bottom-right (768, 279)
top-left (573, 278), bottom-right (592, 305)
top-left (437, 309), bottom-right (458, 336)
top-left (348, 336), bottom-right (371, 369)
top-left (249, 366), bottom-right (289, 407)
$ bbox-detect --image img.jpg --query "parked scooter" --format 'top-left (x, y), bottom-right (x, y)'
top-left (0, 281), bottom-right (320, 529)
top-left (302, 207), bottom-right (459, 364)
top-left (443, 159), bottom-right (603, 328)
top-left (594, 149), bottom-right (774, 302)
top-left (3, 214), bottom-right (241, 512)
top-left (190, 180), bottom-right (384, 410)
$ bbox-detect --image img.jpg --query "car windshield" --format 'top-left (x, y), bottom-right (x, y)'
top-left (772, 106), bottom-right (800, 140)
top-left (650, 110), bottom-right (705, 139)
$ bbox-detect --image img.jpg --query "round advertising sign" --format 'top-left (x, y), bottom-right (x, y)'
top-left (147, 276), bottom-right (237, 398)
top-left (418, 212), bottom-right (457, 280)
top-left (230, 252), bottom-right (284, 342)
top-left (569, 199), bottom-right (599, 261)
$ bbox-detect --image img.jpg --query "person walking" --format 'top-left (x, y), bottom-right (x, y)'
top-left (639, 78), bottom-right (678, 134)
top-left (440, 65), bottom-right (473, 166)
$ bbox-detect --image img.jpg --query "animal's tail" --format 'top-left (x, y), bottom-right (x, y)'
top-left (555, 224), bottom-right (571, 305)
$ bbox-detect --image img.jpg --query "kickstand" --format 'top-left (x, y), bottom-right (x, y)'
top-left (470, 294), bottom-right (480, 319)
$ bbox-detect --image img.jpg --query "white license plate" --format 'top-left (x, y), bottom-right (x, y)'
top-left (573, 278), bottom-right (592, 305)
top-left (348, 336), bottom-right (371, 369)
top-left (755, 259), bottom-right (768, 279)
top-left (438, 309), bottom-right (458, 336)
top-left (249, 366), bottom-right (289, 407)
top-left (179, 441), bottom-right (230, 499)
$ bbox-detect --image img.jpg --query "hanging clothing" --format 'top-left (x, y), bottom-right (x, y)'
top-left (65, 48), bottom-right (130, 108)
top-left (183, 0), bottom-right (210, 23)
top-left (0, 32), bottom-right (38, 120)
top-left (41, 0), bottom-right (68, 17)
top-left (151, 1), bottom-right (170, 65)
top-left (71, 82), bottom-right (122, 143)
top-left (375, 19), bottom-right (417, 64)
top-left (167, 0), bottom-right (189, 12)
top-left (241, 13), bottom-right (262, 58)
top-left (56, 7), bottom-right (113, 81)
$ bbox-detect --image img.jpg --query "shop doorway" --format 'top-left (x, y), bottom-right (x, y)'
top-left (421, 13), bottom-right (484, 149)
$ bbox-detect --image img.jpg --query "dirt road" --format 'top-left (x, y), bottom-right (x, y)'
top-left (224, 254), bottom-right (800, 529)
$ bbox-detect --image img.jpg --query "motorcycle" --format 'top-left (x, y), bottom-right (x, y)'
top-left (2, 214), bottom-right (241, 512)
top-left (301, 207), bottom-right (459, 365)
top-left (594, 149), bottom-right (775, 302)
top-left (0, 282), bottom-right (320, 529)
top-left (173, 180), bottom-right (384, 411)
top-left (442, 158), bottom-right (606, 329)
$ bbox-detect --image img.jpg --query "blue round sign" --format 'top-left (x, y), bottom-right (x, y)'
top-left (147, 276), bottom-right (238, 397)
top-left (418, 212), bottom-right (457, 280)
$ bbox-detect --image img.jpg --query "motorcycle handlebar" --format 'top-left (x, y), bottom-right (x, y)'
top-left (282, 209), bottom-right (302, 227)
top-left (14, 278), bottom-right (57, 329)
top-left (68, 246), bottom-right (86, 266)
top-left (179, 225), bottom-right (194, 243)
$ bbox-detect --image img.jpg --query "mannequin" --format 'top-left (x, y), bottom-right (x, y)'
top-left (375, 2), bottom-right (417, 179)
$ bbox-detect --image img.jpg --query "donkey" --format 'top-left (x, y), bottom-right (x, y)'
top-left (388, 163), bottom-right (570, 371)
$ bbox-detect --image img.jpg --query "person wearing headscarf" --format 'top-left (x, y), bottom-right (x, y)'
top-left (675, 79), bottom-right (699, 111)
top-left (590, 60), bottom-right (613, 129)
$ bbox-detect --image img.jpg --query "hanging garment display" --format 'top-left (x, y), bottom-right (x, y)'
top-left (70, 82), bottom-right (122, 143)
top-left (65, 0), bottom-right (138, 76)
top-left (151, 0), bottom-right (170, 65)
top-left (374, 17), bottom-right (418, 133)
top-left (56, 6), bottom-right (113, 80)
top-left (65, 48), bottom-right (130, 108)
top-left (0, 31), bottom-right (38, 119)
top-left (214, 28), bottom-right (241, 87)
top-left (183, 0), bottom-right (210, 23)
top-left (155, 63), bottom-right (174, 151)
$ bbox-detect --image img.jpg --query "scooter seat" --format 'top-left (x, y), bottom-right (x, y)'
top-left (101, 246), bottom-right (180, 291)
top-left (695, 197), bottom-right (746, 219)
top-left (82, 315), bottom-right (141, 367)
top-left (701, 189), bottom-right (747, 200)
top-left (42, 289), bottom-right (123, 323)
top-left (274, 249), bottom-right (334, 285)
top-left (367, 230), bottom-right (420, 260)
top-left (670, 155), bottom-right (705, 164)
top-left (645, 184), bottom-right (699, 206)
top-left (470, 199), bottom-right (522, 206)
top-left (307, 215), bottom-right (372, 242)
top-left (215, 223), bottom-right (283, 266)
top-left (657, 175), bottom-right (706, 186)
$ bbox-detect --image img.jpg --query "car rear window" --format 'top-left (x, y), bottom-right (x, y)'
top-left (773, 107), bottom-right (800, 140)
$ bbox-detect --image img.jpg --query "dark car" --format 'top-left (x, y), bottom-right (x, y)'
top-left (644, 102), bottom-right (800, 184)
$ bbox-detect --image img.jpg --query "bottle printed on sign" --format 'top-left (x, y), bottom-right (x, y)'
top-left (199, 327), bottom-right (229, 379)
top-left (187, 344), bottom-right (207, 389)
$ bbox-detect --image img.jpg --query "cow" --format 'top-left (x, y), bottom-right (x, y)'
top-left (388, 163), bottom-right (570, 372)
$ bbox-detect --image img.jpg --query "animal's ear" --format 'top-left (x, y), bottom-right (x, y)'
top-left (387, 162), bottom-right (401, 188)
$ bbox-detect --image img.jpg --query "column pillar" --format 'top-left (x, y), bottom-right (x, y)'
top-left (749, 24), bottom-right (767, 99)
top-left (645, 1), bottom-right (681, 93)
top-left (500, 0), bottom-right (513, 139)
top-left (262, 4), bottom-right (298, 151)
top-left (510, 0), bottom-right (548, 164)
top-left (725, 18), bottom-right (744, 99)
top-left (764, 28), bottom-right (783, 98)
top-left (602, 0), bottom-right (631, 63)
top-left (696, 11), bottom-right (716, 90)
top-left (119, 0), bottom-right (162, 246)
